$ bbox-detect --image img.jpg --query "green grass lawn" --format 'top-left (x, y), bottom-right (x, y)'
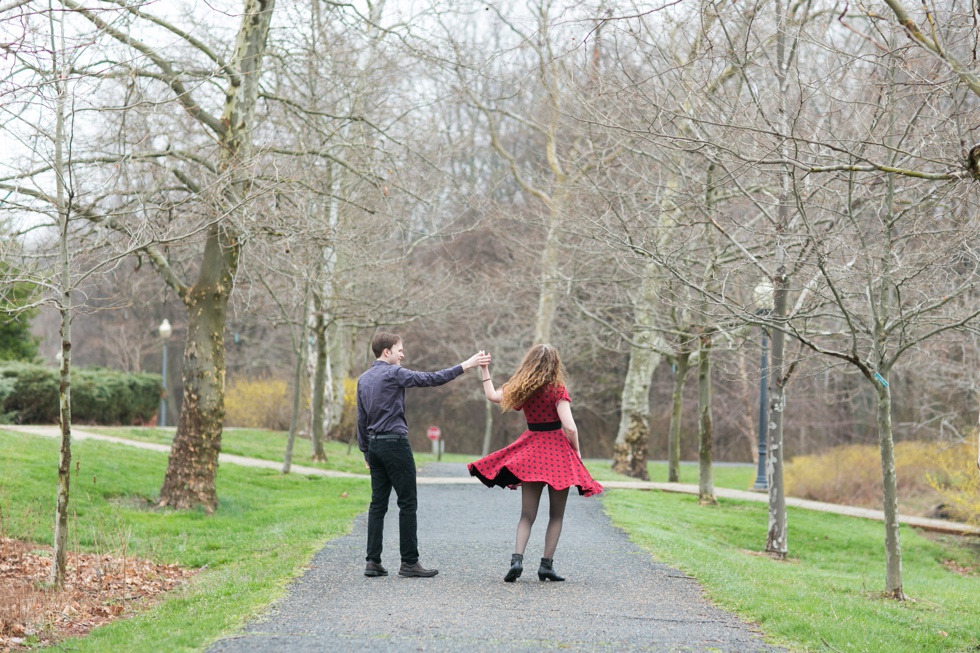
top-left (6, 426), bottom-right (978, 652)
top-left (86, 426), bottom-right (568, 474)
top-left (87, 426), bottom-right (372, 475)
top-left (603, 489), bottom-right (980, 652)
top-left (587, 459), bottom-right (757, 490)
top-left (0, 428), bottom-right (370, 652)
top-left (89, 426), bottom-right (756, 489)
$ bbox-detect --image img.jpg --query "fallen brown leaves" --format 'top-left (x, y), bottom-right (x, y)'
top-left (941, 558), bottom-right (978, 576)
top-left (0, 537), bottom-right (196, 651)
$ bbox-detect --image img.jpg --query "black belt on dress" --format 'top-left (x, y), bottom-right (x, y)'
top-left (527, 421), bottom-right (562, 432)
top-left (369, 433), bottom-right (407, 440)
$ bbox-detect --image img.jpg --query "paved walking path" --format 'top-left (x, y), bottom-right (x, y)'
top-left (207, 462), bottom-right (782, 653)
top-left (0, 425), bottom-right (362, 478)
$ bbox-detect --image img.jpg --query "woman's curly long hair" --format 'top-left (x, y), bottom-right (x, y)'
top-left (500, 344), bottom-right (567, 411)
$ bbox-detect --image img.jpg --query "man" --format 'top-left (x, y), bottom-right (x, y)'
top-left (357, 332), bottom-right (490, 578)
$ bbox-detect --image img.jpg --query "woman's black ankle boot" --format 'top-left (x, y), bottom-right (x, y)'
top-left (537, 557), bottom-right (565, 582)
top-left (504, 553), bottom-right (524, 582)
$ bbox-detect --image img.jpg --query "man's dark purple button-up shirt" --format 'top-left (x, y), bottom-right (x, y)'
top-left (356, 360), bottom-right (464, 458)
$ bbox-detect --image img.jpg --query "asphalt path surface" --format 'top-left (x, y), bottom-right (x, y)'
top-left (208, 462), bottom-right (782, 653)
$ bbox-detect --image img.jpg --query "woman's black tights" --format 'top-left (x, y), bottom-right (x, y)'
top-left (514, 482), bottom-right (570, 559)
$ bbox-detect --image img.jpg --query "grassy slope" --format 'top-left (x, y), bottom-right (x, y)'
top-left (0, 429), bottom-right (370, 652)
top-left (5, 427), bottom-right (979, 652)
top-left (587, 459), bottom-right (757, 490)
top-left (603, 489), bottom-right (980, 652)
top-left (86, 427), bottom-right (371, 475)
top-left (90, 428), bottom-right (757, 490)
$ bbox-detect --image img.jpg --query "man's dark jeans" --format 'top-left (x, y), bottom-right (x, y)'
top-left (366, 438), bottom-right (418, 565)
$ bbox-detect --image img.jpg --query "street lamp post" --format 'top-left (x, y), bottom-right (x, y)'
top-left (752, 280), bottom-right (774, 491)
top-left (159, 319), bottom-right (172, 428)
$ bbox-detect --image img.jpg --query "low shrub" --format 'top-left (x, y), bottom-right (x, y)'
top-left (328, 377), bottom-right (357, 441)
top-left (0, 362), bottom-right (160, 425)
top-left (72, 369), bottom-right (162, 425)
top-left (225, 376), bottom-right (354, 436)
top-left (0, 364), bottom-right (58, 423)
top-left (785, 441), bottom-right (943, 508)
top-left (926, 439), bottom-right (980, 526)
top-left (224, 377), bottom-right (292, 431)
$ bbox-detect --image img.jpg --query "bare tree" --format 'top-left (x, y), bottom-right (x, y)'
top-left (2, 1), bottom-right (120, 584)
top-left (453, 0), bottom-right (625, 345)
top-left (8, 0), bottom-right (282, 512)
top-left (685, 0), bottom-right (980, 595)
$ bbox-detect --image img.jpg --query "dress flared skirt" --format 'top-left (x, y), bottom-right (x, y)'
top-left (467, 429), bottom-right (603, 497)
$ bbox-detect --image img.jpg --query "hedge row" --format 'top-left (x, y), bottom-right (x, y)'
top-left (0, 362), bottom-right (161, 425)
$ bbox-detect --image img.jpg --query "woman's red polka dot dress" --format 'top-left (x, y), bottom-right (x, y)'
top-left (468, 384), bottom-right (603, 497)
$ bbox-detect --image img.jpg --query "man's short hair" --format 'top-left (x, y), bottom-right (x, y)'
top-left (372, 332), bottom-right (402, 358)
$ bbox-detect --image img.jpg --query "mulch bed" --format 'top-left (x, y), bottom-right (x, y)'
top-left (0, 537), bottom-right (196, 650)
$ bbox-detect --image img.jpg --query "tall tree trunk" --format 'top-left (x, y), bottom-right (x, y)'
top-left (616, 176), bottom-right (683, 480)
top-left (157, 0), bottom-right (275, 512)
top-left (697, 331), bottom-right (716, 505)
top-left (765, 278), bottom-right (789, 557)
top-left (873, 54), bottom-right (904, 599)
top-left (875, 375), bottom-right (905, 598)
top-left (159, 225), bottom-right (238, 512)
top-left (325, 160), bottom-right (346, 427)
top-left (763, 0), bottom-right (795, 559)
top-left (52, 307), bottom-right (72, 588)
top-left (327, 321), bottom-right (348, 439)
top-left (667, 352), bottom-right (691, 483)
top-left (533, 199), bottom-right (562, 343)
top-left (315, 162), bottom-right (344, 445)
top-left (612, 263), bottom-right (662, 480)
top-left (309, 300), bottom-right (328, 462)
top-left (53, 309), bottom-right (72, 588)
top-left (50, 13), bottom-right (71, 584)
top-left (283, 301), bottom-right (310, 474)
top-left (697, 163), bottom-right (721, 504)
top-left (481, 399), bottom-right (494, 457)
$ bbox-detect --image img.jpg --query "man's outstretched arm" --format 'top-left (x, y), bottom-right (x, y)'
top-left (397, 350), bottom-right (492, 387)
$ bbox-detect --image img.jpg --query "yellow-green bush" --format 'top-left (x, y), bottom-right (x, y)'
top-left (927, 440), bottom-right (980, 526)
top-left (328, 377), bottom-right (357, 441)
top-left (224, 377), bottom-right (291, 430)
top-left (785, 441), bottom-right (943, 508)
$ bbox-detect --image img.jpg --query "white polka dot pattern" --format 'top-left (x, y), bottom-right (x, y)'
top-left (468, 385), bottom-right (603, 497)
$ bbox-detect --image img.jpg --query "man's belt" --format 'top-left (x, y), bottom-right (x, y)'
top-left (369, 433), bottom-right (407, 440)
top-left (527, 421), bottom-right (562, 432)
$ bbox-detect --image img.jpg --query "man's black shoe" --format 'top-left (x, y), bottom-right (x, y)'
top-left (364, 561), bottom-right (388, 577)
top-left (398, 561), bottom-right (438, 577)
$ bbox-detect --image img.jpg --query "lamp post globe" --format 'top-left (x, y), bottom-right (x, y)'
top-left (753, 279), bottom-right (774, 311)
top-left (753, 279), bottom-right (774, 492)
top-left (159, 319), bottom-right (172, 428)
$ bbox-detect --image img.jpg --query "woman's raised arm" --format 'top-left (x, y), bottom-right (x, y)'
top-left (480, 364), bottom-right (503, 404)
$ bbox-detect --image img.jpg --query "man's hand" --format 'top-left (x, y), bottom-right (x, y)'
top-left (462, 350), bottom-right (492, 370)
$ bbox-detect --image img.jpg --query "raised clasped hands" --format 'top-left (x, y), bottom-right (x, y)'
top-left (464, 349), bottom-right (492, 370)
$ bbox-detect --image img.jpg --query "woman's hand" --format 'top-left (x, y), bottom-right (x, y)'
top-left (463, 350), bottom-right (492, 370)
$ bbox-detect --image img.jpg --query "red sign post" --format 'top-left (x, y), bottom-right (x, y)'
top-left (427, 425), bottom-right (442, 460)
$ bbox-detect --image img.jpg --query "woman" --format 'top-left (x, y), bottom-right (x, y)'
top-left (468, 344), bottom-right (603, 582)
